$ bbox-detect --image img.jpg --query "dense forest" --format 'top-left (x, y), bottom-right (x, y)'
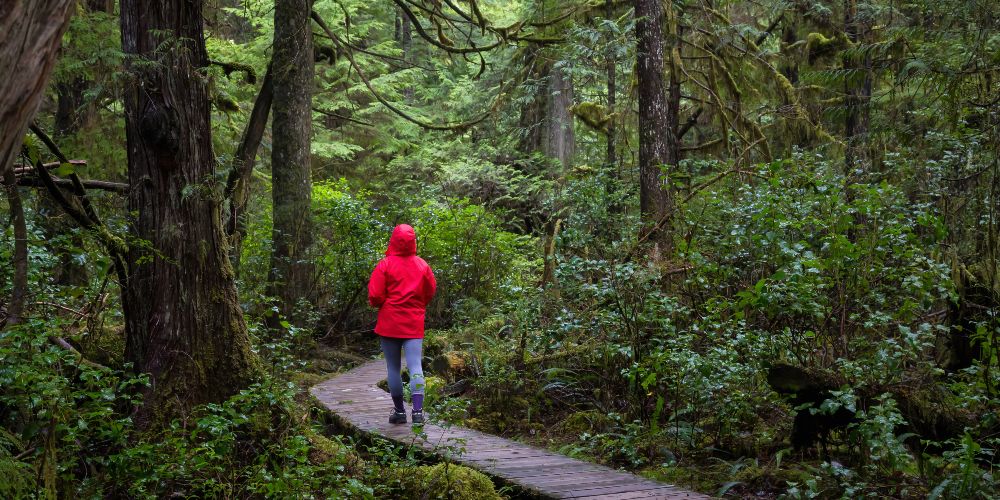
top-left (1, 0), bottom-right (998, 498)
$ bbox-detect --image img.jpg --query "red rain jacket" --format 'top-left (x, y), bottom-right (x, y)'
top-left (368, 224), bottom-right (437, 339)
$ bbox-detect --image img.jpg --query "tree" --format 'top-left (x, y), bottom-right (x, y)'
top-left (0, 0), bottom-right (75, 179)
top-left (269, 0), bottom-right (316, 319)
top-left (634, 0), bottom-right (677, 252)
top-left (120, 0), bottom-right (258, 425)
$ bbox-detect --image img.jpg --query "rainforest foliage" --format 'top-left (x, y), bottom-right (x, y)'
top-left (0, 0), bottom-right (998, 498)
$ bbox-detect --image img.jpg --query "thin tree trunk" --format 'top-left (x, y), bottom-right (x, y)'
top-left (843, 0), bottom-right (870, 174)
top-left (401, 8), bottom-right (414, 101)
top-left (635, 0), bottom-right (676, 253)
top-left (605, 0), bottom-right (617, 171)
top-left (269, 0), bottom-right (316, 319)
top-left (120, 0), bottom-right (259, 427)
top-left (0, 0), bottom-right (75, 179)
top-left (3, 169), bottom-right (29, 327)
top-left (227, 65), bottom-right (274, 274)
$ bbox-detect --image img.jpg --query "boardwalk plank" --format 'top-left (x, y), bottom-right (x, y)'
top-left (311, 360), bottom-right (709, 499)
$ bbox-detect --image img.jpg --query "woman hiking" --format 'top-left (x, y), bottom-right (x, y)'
top-left (368, 224), bottom-right (437, 424)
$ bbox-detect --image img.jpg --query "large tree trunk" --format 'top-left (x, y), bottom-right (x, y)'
top-left (635, 0), bottom-right (677, 252)
top-left (120, 0), bottom-right (259, 426)
top-left (0, 0), bottom-right (75, 179)
top-left (269, 0), bottom-right (316, 319)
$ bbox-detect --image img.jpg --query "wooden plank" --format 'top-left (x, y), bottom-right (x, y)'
top-left (553, 481), bottom-right (675, 498)
top-left (573, 488), bottom-right (692, 499)
top-left (312, 360), bottom-right (710, 500)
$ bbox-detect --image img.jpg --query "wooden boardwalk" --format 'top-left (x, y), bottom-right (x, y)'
top-left (311, 359), bottom-right (710, 499)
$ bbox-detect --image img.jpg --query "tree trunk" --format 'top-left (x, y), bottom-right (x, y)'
top-left (635, 0), bottom-right (677, 252)
top-left (605, 0), bottom-right (617, 171)
top-left (45, 81), bottom-right (93, 286)
top-left (2, 169), bottom-right (29, 327)
top-left (843, 0), bottom-right (871, 174)
top-left (269, 0), bottom-right (316, 319)
top-left (0, 0), bottom-right (75, 179)
top-left (120, 0), bottom-right (259, 426)
top-left (401, 7), bottom-right (414, 101)
top-left (544, 65), bottom-right (575, 167)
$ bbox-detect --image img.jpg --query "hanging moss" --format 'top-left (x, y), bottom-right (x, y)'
top-left (805, 32), bottom-right (851, 64)
top-left (570, 101), bottom-right (612, 134)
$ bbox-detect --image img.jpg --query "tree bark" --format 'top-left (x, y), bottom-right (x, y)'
top-left (2, 169), bottom-right (29, 327)
top-left (269, 0), bottom-right (316, 319)
top-left (120, 0), bottom-right (259, 426)
top-left (635, 0), bottom-right (677, 252)
top-left (0, 0), bottom-right (75, 179)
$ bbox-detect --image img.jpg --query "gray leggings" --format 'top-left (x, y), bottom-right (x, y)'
top-left (380, 337), bottom-right (424, 397)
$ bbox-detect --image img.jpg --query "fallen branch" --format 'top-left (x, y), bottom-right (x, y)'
top-left (13, 159), bottom-right (86, 175)
top-left (49, 336), bottom-right (107, 370)
top-left (33, 301), bottom-right (87, 317)
top-left (17, 176), bottom-right (127, 192)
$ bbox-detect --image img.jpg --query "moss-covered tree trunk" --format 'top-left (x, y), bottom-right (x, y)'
top-left (120, 0), bottom-right (259, 426)
top-left (269, 0), bottom-right (316, 318)
top-left (635, 0), bottom-right (677, 252)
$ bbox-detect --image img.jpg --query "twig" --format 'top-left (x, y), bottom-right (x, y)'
top-left (32, 302), bottom-right (86, 317)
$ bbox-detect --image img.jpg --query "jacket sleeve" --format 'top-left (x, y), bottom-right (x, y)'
top-left (422, 265), bottom-right (437, 307)
top-left (368, 261), bottom-right (387, 308)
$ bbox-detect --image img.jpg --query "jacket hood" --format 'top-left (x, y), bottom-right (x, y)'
top-left (386, 224), bottom-right (417, 256)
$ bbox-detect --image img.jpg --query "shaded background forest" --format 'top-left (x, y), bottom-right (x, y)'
top-left (0, 0), bottom-right (998, 498)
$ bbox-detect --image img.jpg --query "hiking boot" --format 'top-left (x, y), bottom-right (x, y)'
top-left (411, 410), bottom-right (425, 425)
top-left (389, 409), bottom-right (407, 424)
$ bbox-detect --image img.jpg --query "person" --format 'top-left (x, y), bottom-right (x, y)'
top-left (368, 224), bottom-right (437, 424)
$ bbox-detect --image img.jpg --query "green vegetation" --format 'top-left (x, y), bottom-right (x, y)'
top-left (1, 0), bottom-right (997, 498)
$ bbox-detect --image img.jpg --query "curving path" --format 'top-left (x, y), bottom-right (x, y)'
top-left (311, 359), bottom-right (710, 499)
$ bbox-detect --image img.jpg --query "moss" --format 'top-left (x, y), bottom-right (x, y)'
top-left (392, 463), bottom-right (502, 500)
top-left (303, 428), bottom-right (364, 469)
top-left (805, 32), bottom-right (850, 63)
top-left (558, 410), bottom-right (614, 436)
top-left (570, 101), bottom-right (612, 133)
top-left (81, 324), bottom-right (126, 368)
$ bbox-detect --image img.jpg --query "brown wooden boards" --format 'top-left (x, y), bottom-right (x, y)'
top-left (311, 359), bottom-right (710, 499)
